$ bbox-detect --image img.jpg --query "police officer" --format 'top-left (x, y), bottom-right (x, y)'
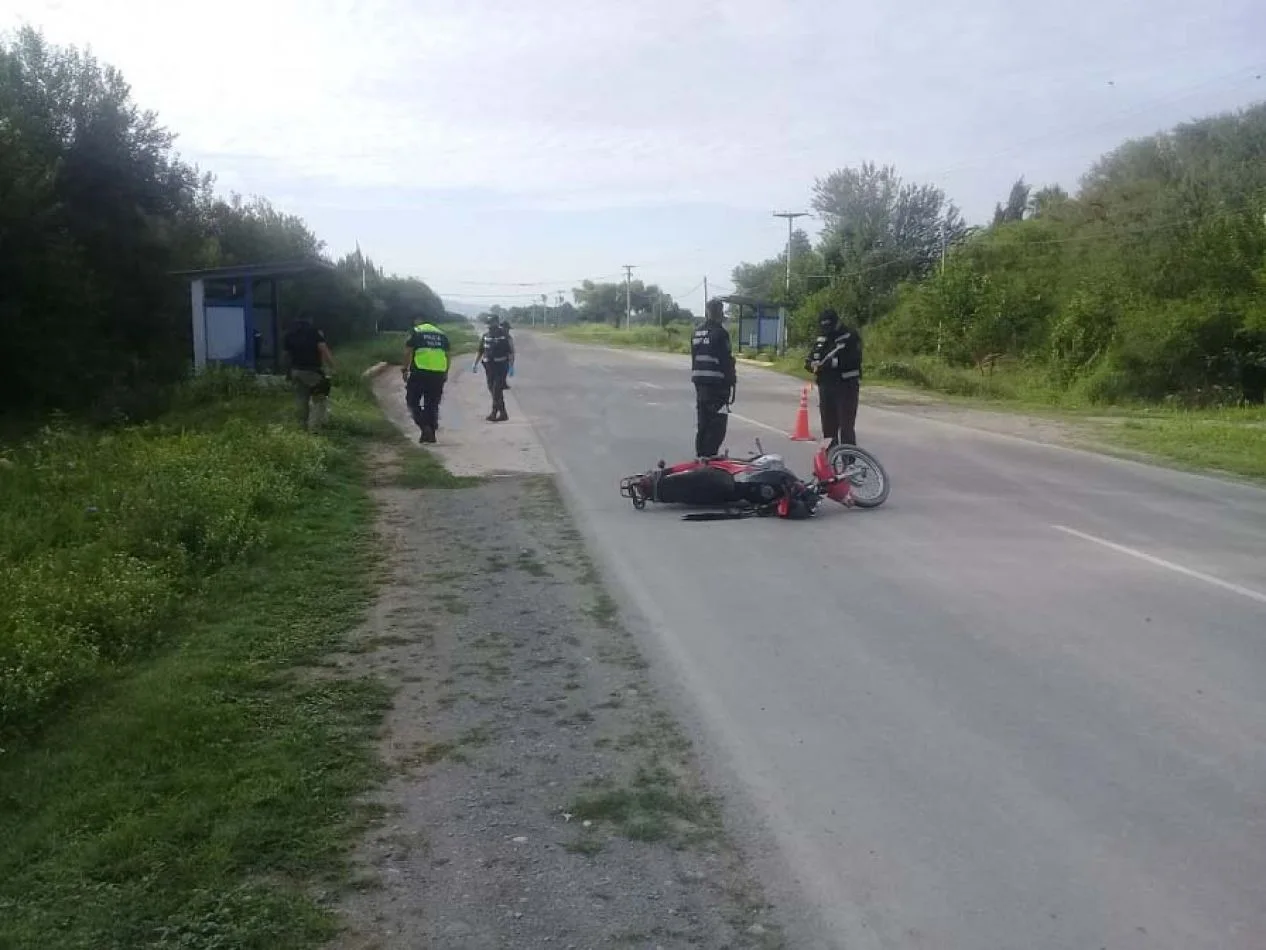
top-left (402, 320), bottom-right (451, 443)
top-left (805, 308), bottom-right (862, 447)
top-left (498, 317), bottom-right (514, 389)
top-left (475, 317), bottom-right (514, 422)
top-left (690, 298), bottom-right (736, 459)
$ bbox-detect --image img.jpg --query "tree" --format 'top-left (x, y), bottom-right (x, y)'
top-left (0, 27), bottom-right (207, 417)
top-left (863, 102), bottom-right (1266, 403)
top-left (1028, 184), bottom-right (1070, 218)
top-left (992, 177), bottom-right (1031, 225)
top-left (0, 27), bottom-right (451, 419)
top-left (570, 280), bottom-right (687, 325)
top-left (731, 229), bottom-right (826, 304)
top-left (811, 162), bottom-right (967, 328)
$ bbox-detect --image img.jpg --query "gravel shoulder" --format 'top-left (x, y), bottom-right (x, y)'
top-left (326, 384), bottom-right (783, 948)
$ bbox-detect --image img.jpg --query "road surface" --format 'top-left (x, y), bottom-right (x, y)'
top-left (512, 333), bottom-right (1266, 950)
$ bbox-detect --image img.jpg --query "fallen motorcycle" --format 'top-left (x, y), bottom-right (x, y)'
top-left (619, 440), bottom-right (889, 520)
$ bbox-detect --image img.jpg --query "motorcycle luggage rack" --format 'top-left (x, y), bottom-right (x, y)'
top-left (619, 475), bottom-right (648, 509)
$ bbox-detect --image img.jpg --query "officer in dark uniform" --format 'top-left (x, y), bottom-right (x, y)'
top-left (690, 298), bottom-right (736, 459)
top-left (498, 317), bottom-right (513, 388)
top-left (475, 318), bottom-right (514, 422)
top-left (804, 308), bottom-right (863, 447)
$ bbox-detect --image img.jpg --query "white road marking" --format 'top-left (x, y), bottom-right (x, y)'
top-left (728, 411), bottom-right (793, 437)
top-left (1052, 525), bottom-right (1266, 606)
top-left (636, 381), bottom-right (665, 390)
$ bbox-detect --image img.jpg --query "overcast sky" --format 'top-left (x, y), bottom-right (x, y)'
top-left (5, 0), bottom-right (1264, 314)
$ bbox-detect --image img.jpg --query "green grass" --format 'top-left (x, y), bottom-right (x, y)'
top-left (1092, 411), bottom-right (1266, 479)
top-left (0, 441), bottom-right (387, 948)
top-left (567, 763), bottom-right (719, 847)
top-left (553, 322), bottom-right (694, 353)
top-left (393, 447), bottom-right (482, 489)
top-left (0, 332), bottom-right (479, 949)
top-left (335, 321), bottom-right (478, 377)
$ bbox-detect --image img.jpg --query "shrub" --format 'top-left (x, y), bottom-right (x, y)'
top-left (0, 396), bottom-right (334, 733)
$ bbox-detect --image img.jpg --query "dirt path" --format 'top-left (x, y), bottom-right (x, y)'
top-left (371, 365), bottom-right (553, 477)
top-left (327, 384), bottom-right (782, 948)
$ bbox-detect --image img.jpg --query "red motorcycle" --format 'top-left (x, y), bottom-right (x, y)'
top-left (619, 441), bottom-right (889, 520)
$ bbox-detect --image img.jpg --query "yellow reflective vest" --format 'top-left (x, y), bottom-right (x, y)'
top-left (410, 323), bottom-right (450, 372)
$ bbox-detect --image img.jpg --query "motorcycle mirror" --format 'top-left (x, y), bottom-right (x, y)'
top-left (754, 438), bottom-right (764, 456)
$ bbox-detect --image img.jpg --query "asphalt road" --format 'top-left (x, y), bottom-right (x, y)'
top-left (511, 333), bottom-right (1266, 950)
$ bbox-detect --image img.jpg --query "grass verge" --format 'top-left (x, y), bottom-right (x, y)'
top-left (1096, 412), bottom-right (1266, 480)
top-left (0, 331), bottom-right (463, 949)
top-left (394, 449), bottom-right (482, 489)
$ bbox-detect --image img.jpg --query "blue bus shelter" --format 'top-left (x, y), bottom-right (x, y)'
top-left (719, 294), bottom-right (785, 354)
top-left (176, 260), bottom-right (333, 374)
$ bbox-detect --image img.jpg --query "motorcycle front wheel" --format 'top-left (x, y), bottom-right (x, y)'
top-left (827, 444), bottom-right (890, 509)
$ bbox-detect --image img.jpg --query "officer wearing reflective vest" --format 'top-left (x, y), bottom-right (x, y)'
top-left (690, 298), bottom-right (736, 459)
top-left (804, 308), bottom-right (862, 447)
top-left (402, 321), bottom-right (451, 443)
top-left (474, 317), bottom-right (514, 422)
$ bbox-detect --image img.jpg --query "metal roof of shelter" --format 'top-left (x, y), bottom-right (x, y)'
top-left (715, 293), bottom-right (778, 308)
top-left (171, 259), bottom-right (334, 281)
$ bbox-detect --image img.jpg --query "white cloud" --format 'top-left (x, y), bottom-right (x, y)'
top-left (5, 0), bottom-right (1265, 289)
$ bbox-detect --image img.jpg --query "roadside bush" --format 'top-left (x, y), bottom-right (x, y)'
top-left (0, 401), bottom-right (333, 733)
top-left (0, 547), bottom-right (174, 728)
top-left (871, 360), bottom-right (931, 388)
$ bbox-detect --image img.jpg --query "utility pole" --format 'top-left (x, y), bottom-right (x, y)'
top-left (773, 211), bottom-right (808, 355)
top-left (703, 276), bottom-right (708, 313)
top-left (622, 265), bottom-right (637, 329)
top-left (773, 211), bottom-right (808, 296)
top-left (937, 221), bottom-right (946, 354)
top-left (541, 293), bottom-right (548, 327)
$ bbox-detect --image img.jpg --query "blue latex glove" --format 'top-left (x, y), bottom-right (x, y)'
top-left (471, 360), bottom-right (478, 373)
top-left (508, 364), bottom-right (515, 378)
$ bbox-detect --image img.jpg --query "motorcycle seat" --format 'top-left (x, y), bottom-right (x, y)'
top-left (653, 466), bottom-right (736, 505)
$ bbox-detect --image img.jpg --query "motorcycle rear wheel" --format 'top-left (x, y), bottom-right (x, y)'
top-left (827, 444), bottom-right (889, 509)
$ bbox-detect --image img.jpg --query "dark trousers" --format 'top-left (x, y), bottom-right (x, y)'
top-left (818, 376), bottom-right (860, 446)
top-left (695, 384), bottom-right (730, 458)
top-left (483, 362), bottom-right (509, 416)
top-left (406, 370), bottom-right (446, 433)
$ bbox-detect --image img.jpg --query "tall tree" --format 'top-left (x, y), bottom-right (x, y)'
top-left (1027, 184), bottom-right (1069, 218)
top-left (810, 162), bottom-right (966, 327)
top-left (992, 177), bottom-right (1031, 225)
top-left (0, 27), bottom-right (452, 418)
top-left (731, 229), bottom-right (825, 303)
top-left (0, 27), bottom-right (206, 417)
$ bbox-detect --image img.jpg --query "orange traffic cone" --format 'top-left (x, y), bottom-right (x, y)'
top-left (789, 384), bottom-right (814, 441)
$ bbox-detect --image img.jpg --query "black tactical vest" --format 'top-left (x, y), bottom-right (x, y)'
top-left (691, 324), bottom-right (732, 386)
